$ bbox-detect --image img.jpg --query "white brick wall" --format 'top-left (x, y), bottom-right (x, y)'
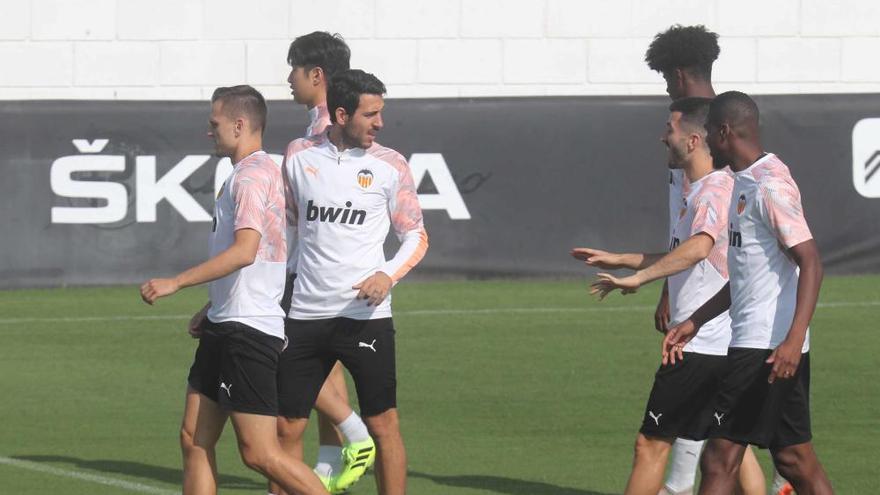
top-left (2, 0), bottom-right (880, 99)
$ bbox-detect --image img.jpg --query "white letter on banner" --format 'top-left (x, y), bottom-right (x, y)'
top-left (50, 155), bottom-right (128, 224)
top-left (136, 155), bottom-right (212, 222)
top-left (408, 153), bottom-right (471, 220)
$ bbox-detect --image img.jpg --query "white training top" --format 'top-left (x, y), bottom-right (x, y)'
top-left (282, 133), bottom-right (429, 320)
top-left (207, 151), bottom-right (287, 338)
top-left (668, 169), bottom-right (734, 356)
top-left (288, 104), bottom-right (333, 275)
top-left (728, 153), bottom-right (813, 352)
top-left (668, 168), bottom-right (687, 242)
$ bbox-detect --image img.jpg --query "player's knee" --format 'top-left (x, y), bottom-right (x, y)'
top-left (179, 426), bottom-right (204, 459)
top-left (238, 444), bottom-right (271, 474)
top-left (633, 434), bottom-right (669, 461)
top-left (276, 416), bottom-right (306, 441)
top-left (772, 447), bottom-right (807, 481)
top-left (701, 443), bottom-right (740, 475)
top-left (364, 409), bottom-right (400, 440)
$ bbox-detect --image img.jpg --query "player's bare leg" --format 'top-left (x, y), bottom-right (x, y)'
top-left (735, 447), bottom-right (766, 495)
top-left (771, 442), bottom-right (833, 495)
top-left (270, 417), bottom-right (310, 495)
top-left (698, 438), bottom-right (747, 495)
top-left (364, 408), bottom-right (406, 495)
top-left (624, 434), bottom-right (673, 495)
top-left (231, 412), bottom-right (327, 495)
top-left (181, 387), bottom-right (227, 495)
top-left (316, 361), bottom-right (349, 448)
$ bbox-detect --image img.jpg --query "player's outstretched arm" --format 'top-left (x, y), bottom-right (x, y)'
top-left (570, 247), bottom-right (654, 270)
top-left (140, 228), bottom-right (262, 305)
top-left (589, 233), bottom-right (713, 299)
top-left (766, 239), bottom-right (823, 383)
top-left (662, 282), bottom-right (731, 364)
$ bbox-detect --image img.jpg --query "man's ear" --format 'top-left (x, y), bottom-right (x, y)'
top-left (311, 66), bottom-right (325, 86)
top-left (334, 107), bottom-right (348, 126)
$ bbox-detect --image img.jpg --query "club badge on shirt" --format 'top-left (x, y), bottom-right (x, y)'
top-left (357, 169), bottom-right (374, 189)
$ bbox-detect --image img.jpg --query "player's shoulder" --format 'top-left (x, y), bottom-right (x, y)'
top-left (703, 168), bottom-right (735, 191)
top-left (753, 155), bottom-right (800, 194)
top-left (235, 152), bottom-right (280, 183)
top-left (285, 133), bottom-right (326, 157)
top-left (366, 141), bottom-right (409, 173)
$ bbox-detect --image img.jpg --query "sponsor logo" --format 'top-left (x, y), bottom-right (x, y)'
top-left (852, 118), bottom-right (880, 198)
top-left (220, 382), bottom-right (232, 398)
top-left (357, 169), bottom-right (374, 189)
top-left (648, 411), bottom-right (663, 426)
top-left (50, 141), bottom-right (471, 223)
top-left (669, 237), bottom-right (680, 250)
top-left (713, 411), bottom-right (725, 426)
top-left (305, 200), bottom-right (366, 225)
top-left (728, 223), bottom-right (742, 248)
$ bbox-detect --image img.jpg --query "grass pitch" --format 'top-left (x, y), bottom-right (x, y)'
top-left (0, 276), bottom-right (877, 494)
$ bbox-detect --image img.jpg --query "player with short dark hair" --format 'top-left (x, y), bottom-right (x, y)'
top-left (574, 97), bottom-right (738, 495)
top-left (664, 91), bottom-right (833, 495)
top-left (277, 69), bottom-right (428, 495)
top-left (277, 31), bottom-right (374, 495)
top-left (140, 85), bottom-right (328, 495)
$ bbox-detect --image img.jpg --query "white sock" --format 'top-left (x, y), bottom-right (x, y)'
top-left (772, 469), bottom-right (790, 492)
top-left (664, 438), bottom-right (704, 492)
top-left (337, 411), bottom-right (370, 444)
top-left (315, 446), bottom-right (343, 477)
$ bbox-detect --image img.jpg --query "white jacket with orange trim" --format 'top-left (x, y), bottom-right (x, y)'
top-left (282, 132), bottom-right (428, 320)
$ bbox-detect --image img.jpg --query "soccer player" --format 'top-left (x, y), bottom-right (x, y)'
top-left (644, 24), bottom-right (769, 495)
top-left (140, 85), bottom-right (328, 495)
top-left (276, 69), bottom-right (428, 495)
top-left (279, 31), bottom-right (375, 492)
top-left (663, 91), bottom-right (833, 494)
top-left (573, 97), bottom-right (747, 495)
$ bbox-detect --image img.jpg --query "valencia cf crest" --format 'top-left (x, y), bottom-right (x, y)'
top-left (357, 169), bottom-right (374, 189)
top-left (678, 199), bottom-right (687, 219)
top-left (737, 194), bottom-right (746, 215)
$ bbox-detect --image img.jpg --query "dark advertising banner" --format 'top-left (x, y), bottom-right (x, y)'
top-left (1, 95), bottom-right (879, 288)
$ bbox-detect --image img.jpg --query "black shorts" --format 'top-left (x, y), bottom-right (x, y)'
top-left (278, 317), bottom-right (396, 419)
top-left (639, 352), bottom-right (727, 440)
top-left (707, 348), bottom-right (811, 449)
top-left (187, 319), bottom-right (285, 416)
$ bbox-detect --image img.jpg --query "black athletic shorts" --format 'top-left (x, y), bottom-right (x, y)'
top-left (639, 351), bottom-right (727, 440)
top-left (278, 317), bottom-right (396, 419)
top-left (707, 348), bottom-right (811, 449)
top-left (187, 319), bottom-right (286, 416)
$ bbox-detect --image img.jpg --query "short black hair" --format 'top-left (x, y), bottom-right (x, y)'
top-left (708, 91), bottom-right (759, 133)
top-left (327, 69), bottom-right (386, 124)
top-left (287, 31), bottom-right (351, 80)
top-left (645, 24), bottom-right (720, 79)
top-left (211, 85), bottom-right (268, 134)
top-left (669, 96), bottom-right (713, 133)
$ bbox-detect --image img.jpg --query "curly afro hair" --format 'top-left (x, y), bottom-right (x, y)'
top-left (645, 24), bottom-right (720, 78)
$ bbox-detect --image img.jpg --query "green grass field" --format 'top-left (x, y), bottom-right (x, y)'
top-left (0, 276), bottom-right (878, 494)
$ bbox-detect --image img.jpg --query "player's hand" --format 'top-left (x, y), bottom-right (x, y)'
top-left (766, 338), bottom-right (802, 384)
top-left (570, 248), bottom-right (624, 270)
top-left (589, 273), bottom-right (640, 300)
top-left (662, 320), bottom-right (697, 365)
top-left (140, 278), bottom-right (180, 305)
top-left (654, 288), bottom-right (671, 333)
top-left (188, 304), bottom-right (210, 339)
top-left (353, 272), bottom-right (393, 306)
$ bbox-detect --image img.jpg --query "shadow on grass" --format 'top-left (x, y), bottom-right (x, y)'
top-left (13, 455), bottom-right (262, 490)
top-left (410, 470), bottom-right (618, 495)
